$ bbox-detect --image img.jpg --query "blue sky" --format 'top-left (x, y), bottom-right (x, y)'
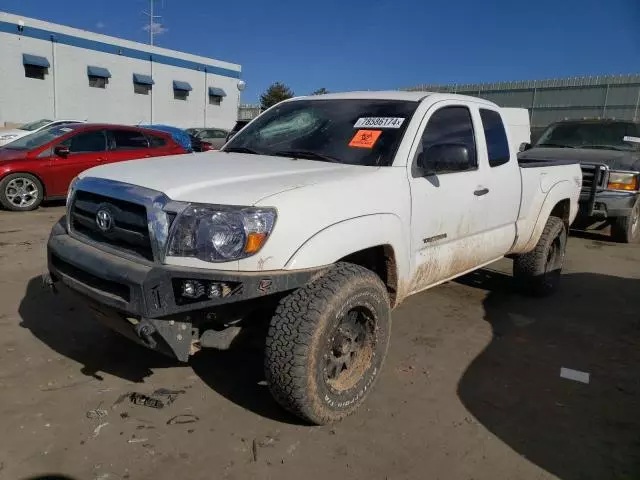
top-left (2, 0), bottom-right (639, 103)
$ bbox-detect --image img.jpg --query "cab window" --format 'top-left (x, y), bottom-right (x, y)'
top-left (417, 106), bottom-right (477, 174)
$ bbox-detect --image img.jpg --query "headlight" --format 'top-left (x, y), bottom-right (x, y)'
top-left (607, 172), bottom-right (638, 191)
top-left (0, 134), bottom-right (18, 140)
top-left (168, 205), bottom-right (276, 262)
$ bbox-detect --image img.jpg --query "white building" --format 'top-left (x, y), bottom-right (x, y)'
top-left (0, 11), bottom-right (243, 129)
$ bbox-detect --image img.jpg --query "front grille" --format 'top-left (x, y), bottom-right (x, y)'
top-left (580, 164), bottom-right (607, 194)
top-left (70, 190), bottom-right (154, 261)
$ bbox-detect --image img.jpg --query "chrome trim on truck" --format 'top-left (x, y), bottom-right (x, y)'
top-left (67, 177), bottom-right (188, 264)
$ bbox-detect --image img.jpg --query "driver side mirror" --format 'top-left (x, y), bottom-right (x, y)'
top-left (519, 142), bottom-right (532, 152)
top-left (54, 145), bottom-right (70, 157)
top-left (417, 143), bottom-right (470, 175)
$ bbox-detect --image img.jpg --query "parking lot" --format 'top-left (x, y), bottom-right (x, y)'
top-left (0, 205), bottom-right (637, 480)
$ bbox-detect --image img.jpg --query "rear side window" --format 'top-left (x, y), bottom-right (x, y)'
top-left (148, 134), bottom-right (167, 148)
top-left (111, 130), bottom-right (149, 150)
top-left (480, 109), bottom-right (511, 167)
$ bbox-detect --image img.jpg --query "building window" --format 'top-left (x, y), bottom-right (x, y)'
top-left (173, 81), bottom-right (192, 101)
top-left (174, 90), bottom-right (189, 101)
top-left (208, 87), bottom-right (227, 106)
top-left (133, 73), bottom-right (154, 95)
top-left (25, 64), bottom-right (47, 80)
top-left (134, 83), bottom-right (151, 95)
top-left (89, 76), bottom-right (108, 89)
top-left (87, 66), bottom-right (111, 89)
top-left (23, 54), bottom-right (50, 80)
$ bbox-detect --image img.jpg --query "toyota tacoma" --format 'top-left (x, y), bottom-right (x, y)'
top-left (47, 92), bottom-right (582, 424)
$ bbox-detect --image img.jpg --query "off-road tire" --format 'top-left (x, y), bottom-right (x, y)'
top-left (513, 216), bottom-right (566, 296)
top-left (265, 262), bottom-right (391, 425)
top-left (0, 173), bottom-right (44, 211)
top-left (611, 199), bottom-right (640, 243)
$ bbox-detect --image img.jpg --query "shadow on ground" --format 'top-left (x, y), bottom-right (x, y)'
top-left (18, 276), bottom-right (300, 423)
top-left (457, 269), bottom-right (640, 480)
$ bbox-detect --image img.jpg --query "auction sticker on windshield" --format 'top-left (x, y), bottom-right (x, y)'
top-left (349, 130), bottom-right (382, 149)
top-left (354, 117), bottom-right (405, 129)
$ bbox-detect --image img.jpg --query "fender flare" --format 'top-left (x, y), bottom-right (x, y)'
top-left (284, 213), bottom-right (411, 283)
top-left (514, 179), bottom-right (576, 254)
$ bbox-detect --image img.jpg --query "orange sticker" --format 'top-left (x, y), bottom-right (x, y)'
top-left (349, 129), bottom-right (382, 149)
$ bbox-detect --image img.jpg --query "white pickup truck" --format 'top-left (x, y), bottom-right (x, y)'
top-left (46, 91), bottom-right (582, 424)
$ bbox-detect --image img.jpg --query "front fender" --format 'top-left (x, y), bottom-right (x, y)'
top-left (284, 213), bottom-right (411, 283)
top-left (511, 180), bottom-right (579, 254)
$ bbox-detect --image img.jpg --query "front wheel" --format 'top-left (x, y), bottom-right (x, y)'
top-left (611, 199), bottom-right (640, 243)
top-left (265, 263), bottom-right (391, 425)
top-left (0, 173), bottom-right (44, 211)
top-left (513, 216), bottom-right (567, 296)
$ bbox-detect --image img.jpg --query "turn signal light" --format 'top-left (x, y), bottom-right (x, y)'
top-left (245, 232), bottom-right (267, 254)
top-left (608, 174), bottom-right (638, 191)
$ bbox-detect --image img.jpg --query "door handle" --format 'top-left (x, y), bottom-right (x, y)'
top-left (474, 187), bottom-right (489, 196)
top-left (96, 157), bottom-right (105, 162)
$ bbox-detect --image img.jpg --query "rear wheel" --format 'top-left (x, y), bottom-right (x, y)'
top-left (265, 263), bottom-right (391, 425)
top-left (513, 216), bottom-right (566, 296)
top-left (611, 199), bottom-right (640, 243)
top-left (0, 173), bottom-right (44, 211)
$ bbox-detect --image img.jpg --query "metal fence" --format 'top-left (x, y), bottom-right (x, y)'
top-left (238, 104), bottom-right (262, 120)
top-left (407, 74), bottom-right (640, 134)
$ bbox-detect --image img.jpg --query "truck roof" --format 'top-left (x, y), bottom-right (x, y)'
top-left (292, 90), bottom-right (500, 107)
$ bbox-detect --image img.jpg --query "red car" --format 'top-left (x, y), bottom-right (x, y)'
top-left (0, 124), bottom-right (187, 211)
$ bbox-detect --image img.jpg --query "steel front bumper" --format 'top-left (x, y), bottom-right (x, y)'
top-left (47, 219), bottom-right (322, 360)
top-left (579, 190), bottom-right (638, 218)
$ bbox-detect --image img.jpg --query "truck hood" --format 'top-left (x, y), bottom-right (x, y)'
top-left (519, 147), bottom-right (640, 172)
top-left (81, 151), bottom-right (374, 205)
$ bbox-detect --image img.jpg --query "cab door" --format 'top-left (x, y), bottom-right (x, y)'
top-left (49, 129), bottom-right (108, 196)
top-left (407, 101), bottom-right (496, 295)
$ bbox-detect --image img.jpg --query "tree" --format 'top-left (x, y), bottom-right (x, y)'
top-left (260, 82), bottom-right (294, 110)
top-left (311, 88), bottom-right (329, 95)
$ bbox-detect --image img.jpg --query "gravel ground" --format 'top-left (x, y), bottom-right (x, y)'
top-left (0, 205), bottom-right (638, 480)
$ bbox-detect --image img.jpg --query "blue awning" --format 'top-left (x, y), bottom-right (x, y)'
top-left (133, 73), bottom-right (154, 85)
top-left (208, 87), bottom-right (227, 97)
top-left (87, 66), bottom-right (111, 78)
top-left (173, 80), bottom-right (193, 92)
top-left (23, 54), bottom-right (50, 68)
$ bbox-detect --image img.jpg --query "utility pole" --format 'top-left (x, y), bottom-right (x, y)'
top-left (143, 0), bottom-right (162, 46)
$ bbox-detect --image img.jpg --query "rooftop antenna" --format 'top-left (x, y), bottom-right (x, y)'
top-left (143, 0), bottom-right (163, 46)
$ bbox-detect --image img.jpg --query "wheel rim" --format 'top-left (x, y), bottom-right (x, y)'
top-left (631, 205), bottom-right (640, 236)
top-left (545, 231), bottom-right (564, 273)
top-left (5, 177), bottom-right (39, 208)
top-left (323, 306), bottom-right (376, 393)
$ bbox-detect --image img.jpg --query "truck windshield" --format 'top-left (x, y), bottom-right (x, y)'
top-left (535, 121), bottom-right (640, 152)
top-left (224, 99), bottom-right (418, 166)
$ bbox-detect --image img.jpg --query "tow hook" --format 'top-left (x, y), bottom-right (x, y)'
top-left (135, 320), bottom-right (158, 349)
top-left (41, 272), bottom-right (57, 294)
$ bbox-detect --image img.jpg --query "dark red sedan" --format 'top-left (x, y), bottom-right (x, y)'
top-left (0, 124), bottom-right (187, 211)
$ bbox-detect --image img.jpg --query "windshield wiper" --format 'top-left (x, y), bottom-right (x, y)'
top-left (536, 143), bottom-right (576, 149)
top-left (580, 145), bottom-right (630, 152)
top-left (224, 146), bottom-right (263, 155)
top-left (271, 149), bottom-right (342, 163)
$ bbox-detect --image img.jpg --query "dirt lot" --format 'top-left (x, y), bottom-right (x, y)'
top-left (0, 205), bottom-right (639, 480)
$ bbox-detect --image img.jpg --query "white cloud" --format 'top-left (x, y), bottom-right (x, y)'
top-left (142, 22), bottom-right (168, 35)
top-left (96, 21), bottom-right (105, 29)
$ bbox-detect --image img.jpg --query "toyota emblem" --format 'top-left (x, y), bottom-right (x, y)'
top-left (96, 208), bottom-right (114, 233)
